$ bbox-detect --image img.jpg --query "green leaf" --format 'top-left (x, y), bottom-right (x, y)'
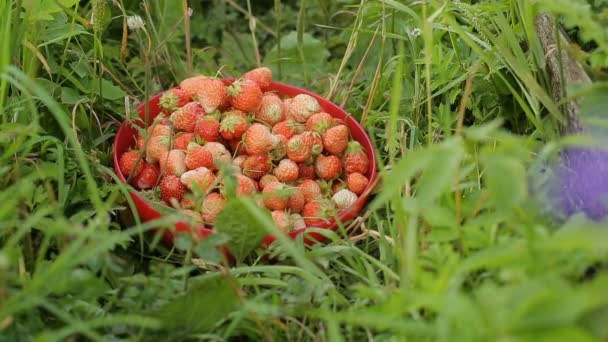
top-left (481, 153), bottom-right (527, 215)
top-left (264, 31), bottom-right (330, 86)
top-left (150, 273), bottom-right (240, 333)
top-left (60, 87), bottom-right (79, 105)
top-left (214, 198), bottom-right (268, 262)
top-left (415, 138), bottom-right (466, 204)
top-left (89, 78), bottom-right (125, 100)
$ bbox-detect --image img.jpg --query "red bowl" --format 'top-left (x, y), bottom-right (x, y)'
top-left (113, 80), bottom-right (378, 250)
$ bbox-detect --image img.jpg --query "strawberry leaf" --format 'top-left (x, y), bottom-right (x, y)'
top-left (214, 197), bottom-right (268, 262)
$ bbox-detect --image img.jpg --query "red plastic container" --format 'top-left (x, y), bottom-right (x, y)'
top-left (113, 80), bottom-right (378, 249)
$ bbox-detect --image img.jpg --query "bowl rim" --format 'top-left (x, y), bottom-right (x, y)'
top-left (113, 79), bottom-right (378, 246)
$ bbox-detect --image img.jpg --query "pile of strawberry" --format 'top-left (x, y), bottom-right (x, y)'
top-left (118, 67), bottom-right (370, 232)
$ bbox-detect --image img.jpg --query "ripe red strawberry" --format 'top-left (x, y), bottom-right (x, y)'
top-left (243, 67), bottom-right (273, 91)
top-left (322, 125), bottom-right (349, 155)
top-left (227, 79), bottom-right (263, 112)
top-left (242, 155), bottom-right (272, 180)
top-left (244, 123), bottom-right (278, 155)
top-left (347, 173), bottom-right (368, 195)
top-left (159, 149), bottom-right (187, 177)
top-left (297, 163), bottom-right (315, 180)
top-left (332, 189), bottom-right (358, 210)
top-left (184, 143), bottom-right (214, 170)
top-left (286, 134), bottom-right (312, 163)
top-left (274, 159), bottom-right (299, 183)
top-left (195, 116), bottom-right (221, 142)
top-left (170, 102), bottom-right (205, 133)
top-left (306, 112), bottom-right (334, 134)
top-left (220, 113), bottom-right (248, 140)
top-left (259, 174), bottom-right (279, 189)
top-left (179, 75), bottom-right (209, 97)
top-left (201, 192), bottom-right (226, 223)
top-left (235, 174), bottom-right (257, 196)
top-left (202, 142), bottom-right (232, 167)
top-left (272, 120), bottom-right (298, 139)
top-left (270, 134), bottom-right (288, 160)
top-left (145, 135), bottom-right (170, 163)
top-left (301, 200), bottom-right (333, 227)
top-left (299, 179), bottom-right (322, 202)
top-left (287, 187), bottom-right (305, 213)
top-left (147, 123), bottom-right (171, 137)
top-left (160, 175), bottom-right (186, 203)
top-left (119, 150), bottom-right (144, 178)
top-left (173, 133), bottom-right (195, 150)
top-left (315, 154), bottom-right (342, 180)
top-left (271, 210), bottom-right (291, 232)
top-left (159, 88), bottom-right (191, 112)
top-left (195, 78), bottom-right (227, 113)
top-left (180, 167), bottom-right (216, 193)
top-left (342, 141), bottom-right (369, 175)
top-left (262, 181), bottom-right (290, 210)
top-left (132, 162), bottom-right (160, 189)
top-left (285, 94), bottom-right (320, 123)
top-left (255, 93), bottom-right (284, 125)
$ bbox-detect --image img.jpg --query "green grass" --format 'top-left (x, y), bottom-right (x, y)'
top-left (1, 0), bottom-right (608, 340)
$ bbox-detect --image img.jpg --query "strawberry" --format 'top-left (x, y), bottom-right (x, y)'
top-left (184, 142), bottom-right (214, 170)
top-left (181, 195), bottom-right (197, 209)
top-left (285, 94), bottom-right (320, 123)
top-left (235, 174), bottom-right (257, 196)
top-left (119, 150), bottom-right (144, 178)
top-left (195, 78), bottom-right (227, 113)
top-left (145, 135), bottom-right (171, 163)
top-left (297, 163), bottom-right (315, 180)
top-left (179, 75), bottom-right (209, 97)
top-left (181, 209), bottom-right (203, 222)
top-left (274, 159), bottom-right (299, 183)
top-left (315, 154), bottom-right (342, 180)
top-left (147, 123), bottom-right (171, 137)
top-left (200, 192), bottom-right (226, 223)
top-left (322, 125), bottom-right (349, 155)
top-left (158, 149), bottom-right (186, 177)
top-left (259, 174), bottom-right (279, 189)
top-left (202, 142), bottom-right (232, 167)
top-left (306, 132), bottom-right (324, 156)
top-left (272, 120), bottom-right (298, 139)
top-left (227, 79), bottom-right (263, 112)
top-left (287, 187), bottom-right (305, 213)
top-left (228, 138), bottom-right (247, 156)
top-left (244, 123), bottom-right (279, 155)
top-left (160, 175), bottom-right (186, 203)
top-left (290, 213), bottom-right (306, 230)
top-left (306, 112), bottom-right (334, 134)
top-left (180, 167), bottom-right (216, 193)
top-left (332, 189), bottom-right (358, 210)
top-left (299, 179), bottom-right (322, 202)
top-left (301, 199), bottom-right (333, 227)
top-left (271, 210), bottom-right (291, 232)
top-left (255, 93), bottom-right (284, 125)
top-left (159, 88), bottom-right (191, 113)
top-left (173, 132), bottom-right (195, 150)
top-left (243, 67), bottom-right (273, 91)
top-left (242, 155), bottom-right (272, 180)
top-left (194, 115), bottom-right (221, 142)
top-left (220, 113), bottom-right (248, 140)
top-left (286, 134), bottom-right (312, 163)
top-left (262, 181), bottom-right (290, 210)
top-left (221, 108), bottom-right (248, 120)
top-left (347, 173), bottom-right (368, 195)
top-left (270, 134), bottom-right (288, 160)
top-left (170, 102), bottom-right (205, 133)
top-left (135, 132), bottom-right (145, 150)
top-left (342, 141), bottom-right (369, 175)
top-left (232, 155), bottom-right (248, 171)
top-left (132, 162), bottom-right (160, 189)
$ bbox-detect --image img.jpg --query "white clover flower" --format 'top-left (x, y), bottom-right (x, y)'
top-left (127, 15), bottom-right (145, 30)
top-left (187, 7), bottom-right (193, 17)
top-left (411, 28), bottom-right (422, 38)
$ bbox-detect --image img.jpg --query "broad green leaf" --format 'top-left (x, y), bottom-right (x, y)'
top-left (214, 198), bottom-right (268, 262)
top-left (481, 153), bottom-right (527, 215)
top-left (150, 273), bottom-right (240, 333)
top-left (415, 138), bottom-right (466, 204)
top-left (89, 78), bottom-right (126, 100)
